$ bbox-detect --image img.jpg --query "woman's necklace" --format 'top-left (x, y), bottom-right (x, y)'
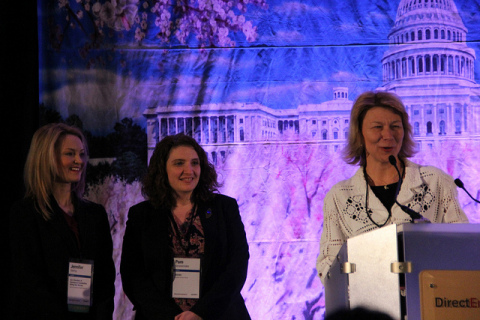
top-left (171, 203), bottom-right (197, 239)
top-left (364, 167), bottom-right (403, 190)
top-left (363, 164), bottom-right (403, 228)
top-left (172, 202), bottom-right (194, 224)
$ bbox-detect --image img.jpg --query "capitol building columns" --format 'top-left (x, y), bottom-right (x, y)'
top-left (380, 0), bottom-right (480, 146)
top-left (142, 88), bottom-right (354, 161)
top-left (142, 0), bottom-right (480, 161)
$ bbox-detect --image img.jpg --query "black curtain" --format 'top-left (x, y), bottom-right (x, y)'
top-left (1, 2), bottom-right (39, 317)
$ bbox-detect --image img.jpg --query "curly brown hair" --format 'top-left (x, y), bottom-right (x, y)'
top-left (142, 133), bottom-right (220, 209)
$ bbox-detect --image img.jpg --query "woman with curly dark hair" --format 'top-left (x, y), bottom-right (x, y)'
top-left (120, 133), bottom-right (250, 320)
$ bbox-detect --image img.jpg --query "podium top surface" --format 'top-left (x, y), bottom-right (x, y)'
top-left (397, 222), bottom-right (480, 234)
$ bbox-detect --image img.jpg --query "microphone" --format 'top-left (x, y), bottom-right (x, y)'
top-left (388, 155), bottom-right (430, 223)
top-left (454, 178), bottom-right (480, 204)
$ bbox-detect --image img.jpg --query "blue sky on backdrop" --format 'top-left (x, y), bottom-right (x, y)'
top-left (38, 0), bottom-right (480, 134)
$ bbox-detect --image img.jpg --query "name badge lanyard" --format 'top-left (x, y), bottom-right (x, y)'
top-left (169, 204), bottom-right (204, 299)
top-left (169, 203), bottom-right (198, 256)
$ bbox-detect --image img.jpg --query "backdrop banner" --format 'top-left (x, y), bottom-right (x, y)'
top-left (38, 0), bottom-right (480, 319)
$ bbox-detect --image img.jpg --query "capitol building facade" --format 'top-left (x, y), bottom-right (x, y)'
top-left (143, 0), bottom-right (480, 161)
top-left (144, 87), bottom-right (352, 161)
top-left (378, 0), bottom-right (480, 150)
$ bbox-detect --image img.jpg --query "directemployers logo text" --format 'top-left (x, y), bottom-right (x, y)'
top-left (435, 297), bottom-right (480, 308)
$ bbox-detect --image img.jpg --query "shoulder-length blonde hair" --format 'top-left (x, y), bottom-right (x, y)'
top-left (24, 123), bottom-right (89, 220)
top-left (343, 91), bottom-right (416, 167)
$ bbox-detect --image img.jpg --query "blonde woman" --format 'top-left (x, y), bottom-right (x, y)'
top-left (9, 123), bottom-right (115, 319)
top-left (316, 91), bottom-right (468, 284)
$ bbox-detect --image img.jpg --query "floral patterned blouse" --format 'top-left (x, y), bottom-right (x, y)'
top-left (170, 207), bottom-right (205, 311)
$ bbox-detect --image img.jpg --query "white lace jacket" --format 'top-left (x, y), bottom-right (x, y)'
top-left (316, 160), bottom-right (469, 284)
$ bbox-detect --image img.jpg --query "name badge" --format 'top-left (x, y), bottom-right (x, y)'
top-left (67, 259), bottom-right (94, 313)
top-left (172, 258), bottom-right (201, 299)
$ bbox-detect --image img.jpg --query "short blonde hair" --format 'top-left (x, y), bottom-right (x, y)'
top-left (24, 123), bottom-right (89, 220)
top-left (343, 91), bottom-right (416, 166)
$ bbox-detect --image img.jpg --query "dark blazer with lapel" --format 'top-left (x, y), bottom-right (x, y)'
top-left (120, 194), bottom-right (250, 320)
top-left (9, 197), bottom-right (116, 320)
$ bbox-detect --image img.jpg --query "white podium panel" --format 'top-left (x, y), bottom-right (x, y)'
top-left (348, 224), bottom-right (401, 319)
top-left (324, 223), bottom-right (480, 320)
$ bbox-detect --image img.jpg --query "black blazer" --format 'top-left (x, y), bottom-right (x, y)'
top-left (9, 197), bottom-right (116, 320)
top-left (120, 194), bottom-right (250, 320)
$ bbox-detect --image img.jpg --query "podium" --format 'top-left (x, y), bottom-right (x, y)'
top-left (324, 223), bottom-right (480, 320)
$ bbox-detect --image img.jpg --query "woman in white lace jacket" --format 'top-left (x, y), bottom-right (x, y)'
top-left (316, 91), bottom-right (468, 284)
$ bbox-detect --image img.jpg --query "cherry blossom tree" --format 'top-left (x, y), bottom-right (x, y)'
top-left (50, 0), bottom-right (268, 55)
top-left (145, 0), bottom-right (268, 46)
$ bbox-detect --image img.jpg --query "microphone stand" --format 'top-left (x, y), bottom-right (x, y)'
top-left (388, 156), bottom-right (430, 224)
top-left (454, 178), bottom-right (480, 204)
